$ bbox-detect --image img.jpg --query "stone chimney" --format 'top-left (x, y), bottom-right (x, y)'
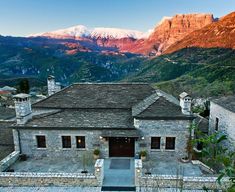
top-left (13, 93), bottom-right (32, 125)
top-left (179, 92), bottom-right (192, 115)
top-left (47, 75), bottom-right (61, 96)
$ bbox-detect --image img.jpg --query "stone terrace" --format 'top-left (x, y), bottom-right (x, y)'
top-left (142, 156), bottom-right (213, 176)
top-left (9, 156), bottom-right (95, 173)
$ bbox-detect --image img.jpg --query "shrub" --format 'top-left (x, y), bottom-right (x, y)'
top-left (140, 150), bottom-right (147, 157)
top-left (93, 149), bottom-right (100, 156)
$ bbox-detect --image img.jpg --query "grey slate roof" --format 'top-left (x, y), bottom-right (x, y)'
top-left (33, 83), bottom-right (155, 109)
top-left (18, 83), bottom-right (194, 129)
top-left (135, 97), bottom-right (192, 119)
top-left (20, 109), bottom-right (134, 129)
top-left (0, 107), bottom-right (15, 120)
top-left (212, 95), bottom-right (235, 113)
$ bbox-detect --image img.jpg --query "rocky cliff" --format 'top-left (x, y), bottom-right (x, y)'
top-left (164, 12), bottom-right (235, 54)
top-left (130, 13), bottom-right (215, 55)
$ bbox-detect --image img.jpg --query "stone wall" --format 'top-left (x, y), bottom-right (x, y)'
top-left (0, 151), bottom-right (20, 172)
top-left (0, 121), bottom-right (14, 160)
top-left (17, 129), bottom-right (109, 158)
top-left (0, 172), bottom-right (98, 187)
top-left (0, 158), bottom-right (104, 187)
top-left (135, 160), bottom-right (230, 190)
top-left (209, 102), bottom-right (235, 150)
top-left (134, 119), bottom-right (191, 158)
top-left (139, 175), bottom-right (230, 190)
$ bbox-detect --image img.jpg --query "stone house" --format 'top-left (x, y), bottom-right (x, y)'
top-left (11, 79), bottom-right (194, 159)
top-left (209, 96), bottom-right (235, 150)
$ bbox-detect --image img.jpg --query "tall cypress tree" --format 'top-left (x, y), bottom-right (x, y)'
top-left (19, 79), bottom-right (30, 94)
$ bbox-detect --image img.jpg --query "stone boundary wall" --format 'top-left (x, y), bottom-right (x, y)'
top-left (139, 175), bottom-right (230, 190)
top-left (135, 159), bottom-right (230, 190)
top-left (0, 159), bottom-right (104, 187)
top-left (0, 151), bottom-right (19, 172)
top-left (0, 172), bottom-right (97, 187)
top-left (191, 160), bottom-right (215, 174)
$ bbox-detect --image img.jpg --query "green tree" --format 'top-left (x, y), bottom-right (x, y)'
top-left (192, 125), bottom-right (235, 191)
top-left (19, 79), bottom-right (30, 94)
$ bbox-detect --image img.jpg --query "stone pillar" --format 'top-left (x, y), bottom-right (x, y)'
top-left (47, 76), bottom-right (61, 96)
top-left (94, 159), bottom-right (104, 186)
top-left (12, 129), bottom-right (20, 152)
top-left (135, 159), bottom-right (142, 186)
top-left (13, 94), bottom-right (32, 125)
top-left (179, 92), bottom-right (192, 115)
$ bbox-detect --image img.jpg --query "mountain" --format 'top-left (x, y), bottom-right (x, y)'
top-left (0, 35), bottom-right (145, 85)
top-left (124, 47), bottom-right (235, 97)
top-left (30, 13), bottom-right (214, 56)
top-left (31, 25), bottom-right (148, 39)
top-left (164, 12), bottom-right (235, 54)
top-left (0, 12), bottom-right (234, 98)
top-left (129, 14), bottom-right (215, 55)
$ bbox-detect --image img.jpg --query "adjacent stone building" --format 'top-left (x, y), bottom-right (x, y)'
top-left (209, 96), bottom-right (235, 150)
top-left (11, 83), bottom-right (194, 159)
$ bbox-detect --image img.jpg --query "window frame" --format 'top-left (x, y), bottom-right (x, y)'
top-left (36, 135), bottom-right (46, 149)
top-left (165, 137), bottom-right (176, 150)
top-left (76, 136), bottom-right (86, 149)
top-left (61, 135), bottom-right (72, 148)
top-left (151, 137), bottom-right (161, 150)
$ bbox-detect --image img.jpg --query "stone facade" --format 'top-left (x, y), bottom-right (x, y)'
top-left (209, 101), bottom-right (235, 150)
top-left (134, 119), bottom-right (191, 158)
top-left (16, 118), bottom-right (191, 159)
top-left (16, 129), bottom-right (109, 158)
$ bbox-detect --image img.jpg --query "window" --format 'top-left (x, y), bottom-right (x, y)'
top-left (62, 136), bottom-right (71, 148)
top-left (165, 137), bottom-right (175, 150)
top-left (76, 136), bottom-right (85, 148)
top-left (215, 117), bottom-right (219, 131)
top-left (36, 135), bottom-right (46, 148)
top-left (151, 137), bottom-right (161, 149)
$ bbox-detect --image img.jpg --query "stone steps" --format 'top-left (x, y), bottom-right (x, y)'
top-left (101, 186), bottom-right (136, 191)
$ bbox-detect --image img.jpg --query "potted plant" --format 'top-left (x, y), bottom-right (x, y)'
top-left (140, 150), bottom-right (147, 161)
top-left (93, 149), bottom-right (100, 160)
top-left (181, 156), bottom-right (190, 163)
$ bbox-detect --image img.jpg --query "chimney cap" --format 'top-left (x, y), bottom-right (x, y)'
top-left (13, 93), bottom-right (31, 99)
top-left (48, 75), bottom-right (55, 80)
top-left (179, 92), bottom-right (190, 99)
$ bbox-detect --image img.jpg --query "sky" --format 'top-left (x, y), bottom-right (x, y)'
top-left (0, 0), bottom-right (234, 36)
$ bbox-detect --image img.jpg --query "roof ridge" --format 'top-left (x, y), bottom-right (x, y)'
top-left (32, 84), bottom-right (74, 107)
top-left (155, 89), bottom-right (180, 106)
top-left (132, 91), bottom-right (160, 116)
top-left (72, 82), bottom-right (150, 85)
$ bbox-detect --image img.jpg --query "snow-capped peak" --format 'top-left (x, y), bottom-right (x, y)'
top-left (30, 25), bottom-right (150, 39)
top-left (90, 27), bottom-right (146, 39)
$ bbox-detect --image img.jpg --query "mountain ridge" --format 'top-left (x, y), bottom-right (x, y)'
top-left (164, 11), bottom-right (235, 54)
top-left (28, 13), bottom-right (216, 56)
top-left (30, 25), bottom-right (150, 39)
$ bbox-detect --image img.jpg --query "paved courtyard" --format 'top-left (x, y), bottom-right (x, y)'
top-left (142, 156), bottom-right (213, 176)
top-left (9, 156), bottom-right (95, 173)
